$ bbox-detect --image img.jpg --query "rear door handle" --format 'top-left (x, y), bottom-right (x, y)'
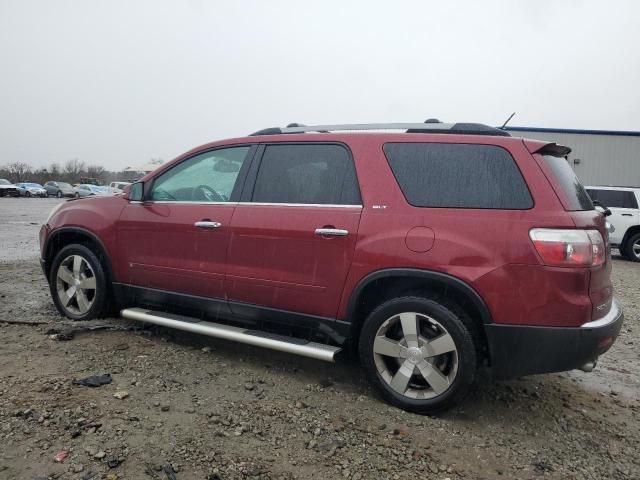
top-left (315, 228), bottom-right (349, 237)
top-left (195, 221), bottom-right (222, 229)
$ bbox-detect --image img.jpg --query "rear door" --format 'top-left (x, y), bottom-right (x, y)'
top-left (225, 143), bottom-right (362, 319)
top-left (116, 145), bottom-right (254, 300)
top-left (586, 188), bottom-right (639, 245)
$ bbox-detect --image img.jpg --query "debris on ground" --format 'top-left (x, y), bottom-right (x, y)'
top-left (53, 450), bottom-right (69, 463)
top-left (72, 374), bottom-right (113, 387)
top-left (113, 391), bottom-right (129, 400)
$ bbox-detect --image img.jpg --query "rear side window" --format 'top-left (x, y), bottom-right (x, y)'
top-left (252, 144), bottom-right (361, 205)
top-left (384, 143), bottom-right (532, 209)
top-left (587, 189), bottom-right (638, 209)
top-left (542, 155), bottom-right (593, 211)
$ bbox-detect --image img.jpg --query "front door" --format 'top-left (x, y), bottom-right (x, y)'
top-left (225, 143), bottom-right (363, 319)
top-left (587, 188), bottom-right (639, 245)
top-left (116, 145), bottom-right (253, 300)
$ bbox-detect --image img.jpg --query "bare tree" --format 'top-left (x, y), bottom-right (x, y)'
top-left (63, 158), bottom-right (85, 181)
top-left (86, 164), bottom-right (106, 179)
top-left (49, 162), bottom-right (61, 178)
top-left (5, 162), bottom-right (32, 183)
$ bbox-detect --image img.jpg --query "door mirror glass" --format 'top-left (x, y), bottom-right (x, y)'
top-left (128, 182), bottom-right (144, 201)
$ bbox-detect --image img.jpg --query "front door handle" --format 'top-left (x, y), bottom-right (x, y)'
top-left (621, 213), bottom-right (633, 217)
top-left (315, 228), bottom-right (349, 237)
top-left (195, 221), bottom-right (222, 229)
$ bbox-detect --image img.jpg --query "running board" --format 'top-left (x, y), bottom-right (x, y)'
top-left (120, 307), bottom-right (341, 362)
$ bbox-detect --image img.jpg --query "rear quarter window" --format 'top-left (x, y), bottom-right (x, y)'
top-left (383, 143), bottom-right (533, 209)
top-left (542, 155), bottom-right (593, 211)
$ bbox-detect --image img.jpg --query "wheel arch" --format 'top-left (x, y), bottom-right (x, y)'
top-left (621, 225), bottom-right (640, 248)
top-left (346, 268), bottom-right (493, 360)
top-left (43, 227), bottom-right (114, 282)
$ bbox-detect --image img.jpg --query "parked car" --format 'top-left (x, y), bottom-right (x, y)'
top-left (16, 182), bottom-right (47, 197)
top-left (586, 186), bottom-right (640, 262)
top-left (73, 184), bottom-right (112, 197)
top-left (44, 181), bottom-right (76, 198)
top-left (0, 178), bottom-right (19, 197)
top-left (39, 121), bottom-right (624, 413)
top-left (109, 181), bottom-right (131, 192)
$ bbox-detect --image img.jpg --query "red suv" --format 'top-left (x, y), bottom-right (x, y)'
top-left (40, 122), bottom-right (624, 413)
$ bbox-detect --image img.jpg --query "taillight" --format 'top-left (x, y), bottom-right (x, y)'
top-left (529, 229), bottom-right (605, 267)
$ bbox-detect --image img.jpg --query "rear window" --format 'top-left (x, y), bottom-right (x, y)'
top-left (542, 155), bottom-right (593, 211)
top-left (383, 143), bottom-right (533, 209)
top-left (587, 189), bottom-right (638, 209)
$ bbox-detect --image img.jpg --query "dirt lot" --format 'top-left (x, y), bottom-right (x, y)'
top-left (0, 198), bottom-right (638, 479)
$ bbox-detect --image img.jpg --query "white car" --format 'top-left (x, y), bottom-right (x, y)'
top-left (586, 186), bottom-right (640, 262)
top-left (109, 181), bottom-right (131, 192)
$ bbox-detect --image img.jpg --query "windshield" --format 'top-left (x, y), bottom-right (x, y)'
top-left (57, 182), bottom-right (72, 188)
top-left (0, 179), bottom-right (10, 185)
top-left (24, 183), bottom-right (43, 188)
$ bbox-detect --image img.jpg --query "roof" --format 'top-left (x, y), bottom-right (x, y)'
top-left (505, 126), bottom-right (640, 138)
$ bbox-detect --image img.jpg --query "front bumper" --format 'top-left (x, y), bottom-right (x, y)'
top-left (486, 298), bottom-right (624, 379)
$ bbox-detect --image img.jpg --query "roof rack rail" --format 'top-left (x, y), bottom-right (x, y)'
top-left (249, 122), bottom-right (511, 137)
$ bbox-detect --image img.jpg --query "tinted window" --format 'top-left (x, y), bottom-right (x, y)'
top-left (542, 155), bottom-right (593, 210)
top-left (252, 144), bottom-right (361, 205)
top-left (151, 147), bottom-right (250, 202)
top-left (384, 143), bottom-right (532, 209)
top-left (587, 189), bottom-right (638, 209)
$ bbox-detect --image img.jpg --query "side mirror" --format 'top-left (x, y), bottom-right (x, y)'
top-left (127, 181), bottom-right (144, 201)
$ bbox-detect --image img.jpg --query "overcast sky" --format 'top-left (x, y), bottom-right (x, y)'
top-left (1, 0), bottom-right (639, 171)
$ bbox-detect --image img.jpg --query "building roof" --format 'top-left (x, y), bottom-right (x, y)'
top-left (505, 126), bottom-right (640, 138)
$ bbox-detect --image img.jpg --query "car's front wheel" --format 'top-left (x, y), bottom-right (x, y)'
top-left (359, 296), bottom-right (478, 413)
top-left (25, 191), bottom-right (31, 197)
top-left (56, 191), bottom-right (63, 198)
top-left (49, 244), bottom-right (109, 320)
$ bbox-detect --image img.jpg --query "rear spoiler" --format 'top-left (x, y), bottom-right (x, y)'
top-left (523, 139), bottom-right (572, 157)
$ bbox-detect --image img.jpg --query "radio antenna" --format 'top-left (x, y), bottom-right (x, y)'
top-left (500, 112), bottom-right (516, 129)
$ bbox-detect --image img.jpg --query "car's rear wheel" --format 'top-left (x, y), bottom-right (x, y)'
top-left (75, 192), bottom-right (80, 198)
top-left (623, 233), bottom-right (640, 262)
top-left (359, 296), bottom-right (478, 413)
top-left (49, 244), bottom-right (109, 320)
top-left (56, 191), bottom-right (63, 198)
top-left (25, 191), bottom-right (31, 197)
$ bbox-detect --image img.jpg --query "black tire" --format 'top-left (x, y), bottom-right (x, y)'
top-left (56, 191), bottom-right (63, 198)
top-left (25, 191), bottom-right (31, 198)
top-left (75, 192), bottom-right (80, 198)
top-left (49, 244), bottom-right (109, 320)
top-left (359, 296), bottom-right (478, 414)
top-left (623, 233), bottom-right (640, 262)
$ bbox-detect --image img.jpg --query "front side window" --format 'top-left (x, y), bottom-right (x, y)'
top-left (151, 146), bottom-right (250, 202)
top-left (251, 144), bottom-right (361, 205)
top-left (384, 143), bottom-right (533, 209)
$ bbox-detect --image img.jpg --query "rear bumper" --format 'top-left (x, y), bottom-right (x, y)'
top-left (486, 298), bottom-right (624, 379)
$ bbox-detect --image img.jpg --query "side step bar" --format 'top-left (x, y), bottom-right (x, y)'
top-left (121, 307), bottom-right (341, 362)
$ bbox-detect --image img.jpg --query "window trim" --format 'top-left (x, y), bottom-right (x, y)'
top-left (143, 144), bottom-right (257, 203)
top-left (587, 188), bottom-right (639, 210)
top-left (241, 141), bottom-right (363, 206)
top-left (383, 142), bottom-right (535, 210)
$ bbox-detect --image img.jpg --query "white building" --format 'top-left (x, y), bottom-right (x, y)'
top-left (505, 127), bottom-right (640, 186)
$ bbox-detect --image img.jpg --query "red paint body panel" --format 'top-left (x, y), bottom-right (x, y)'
top-left (42, 132), bottom-right (614, 332)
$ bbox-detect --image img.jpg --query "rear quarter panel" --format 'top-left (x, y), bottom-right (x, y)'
top-left (337, 135), bottom-right (592, 327)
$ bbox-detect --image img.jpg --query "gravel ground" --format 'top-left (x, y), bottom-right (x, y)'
top-left (0, 198), bottom-right (639, 479)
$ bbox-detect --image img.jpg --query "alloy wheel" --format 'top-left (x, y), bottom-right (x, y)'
top-left (633, 239), bottom-right (640, 260)
top-left (55, 255), bottom-right (97, 315)
top-left (373, 312), bottom-right (458, 399)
